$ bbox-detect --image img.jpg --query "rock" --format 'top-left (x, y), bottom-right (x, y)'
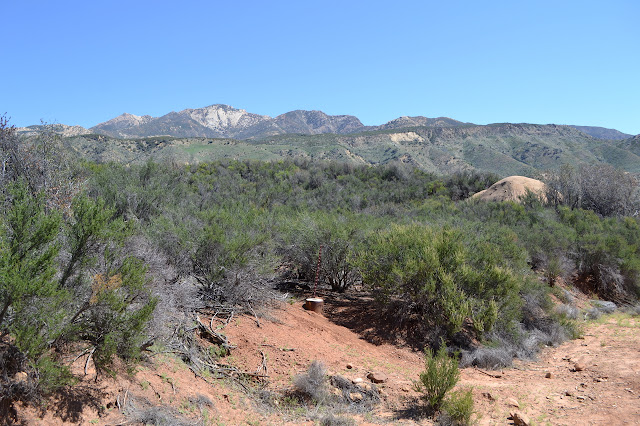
top-left (349, 392), bottom-right (363, 402)
top-left (573, 362), bottom-right (585, 372)
top-left (545, 372), bottom-right (554, 379)
top-left (510, 411), bottom-right (530, 426)
top-left (577, 395), bottom-right (586, 401)
top-left (352, 377), bottom-right (364, 384)
top-left (14, 372), bottom-right (28, 382)
top-left (367, 371), bottom-right (388, 384)
top-left (401, 385), bottom-right (412, 392)
top-left (506, 397), bottom-right (520, 408)
top-left (565, 390), bottom-right (574, 397)
top-left (346, 363), bottom-right (354, 369)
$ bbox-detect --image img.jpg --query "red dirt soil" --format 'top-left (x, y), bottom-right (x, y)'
top-left (14, 294), bottom-right (640, 425)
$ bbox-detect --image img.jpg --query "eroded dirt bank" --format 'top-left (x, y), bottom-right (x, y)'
top-left (17, 300), bottom-right (640, 425)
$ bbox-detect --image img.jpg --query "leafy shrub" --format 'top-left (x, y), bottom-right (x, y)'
top-left (414, 343), bottom-right (460, 410)
top-left (440, 387), bottom-right (474, 426)
top-left (357, 224), bottom-right (523, 339)
top-left (559, 208), bottom-right (640, 299)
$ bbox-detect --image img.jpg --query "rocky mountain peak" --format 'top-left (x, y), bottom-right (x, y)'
top-left (181, 104), bottom-right (270, 132)
top-left (92, 113), bottom-right (155, 135)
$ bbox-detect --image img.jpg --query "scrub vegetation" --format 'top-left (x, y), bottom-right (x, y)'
top-left (1, 118), bottom-right (640, 423)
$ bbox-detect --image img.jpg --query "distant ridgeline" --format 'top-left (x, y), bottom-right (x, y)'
top-left (16, 104), bottom-right (639, 177)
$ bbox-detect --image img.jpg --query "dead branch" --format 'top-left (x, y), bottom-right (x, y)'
top-left (248, 305), bottom-right (261, 328)
top-left (69, 347), bottom-right (93, 365)
top-left (84, 347), bottom-right (96, 376)
top-left (196, 315), bottom-right (236, 351)
top-left (256, 350), bottom-right (268, 376)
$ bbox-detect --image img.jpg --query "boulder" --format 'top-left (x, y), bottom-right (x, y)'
top-left (367, 371), bottom-right (388, 384)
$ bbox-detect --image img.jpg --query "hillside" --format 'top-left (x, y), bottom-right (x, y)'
top-left (16, 295), bottom-right (640, 425)
top-left (60, 122), bottom-right (640, 176)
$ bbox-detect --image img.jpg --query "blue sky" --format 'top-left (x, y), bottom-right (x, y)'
top-left (2, 0), bottom-right (639, 134)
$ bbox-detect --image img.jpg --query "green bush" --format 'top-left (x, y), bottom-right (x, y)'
top-left (0, 184), bottom-right (73, 393)
top-left (441, 388), bottom-right (474, 425)
top-left (413, 343), bottom-right (460, 410)
top-left (357, 224), bottom-right (523, 337)
top-left (0, 182), bottom-right (156, 409)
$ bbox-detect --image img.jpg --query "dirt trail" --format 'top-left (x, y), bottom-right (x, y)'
top-left (16, 298), bottom-right (640, 425)
top-left (466, 316), bottom-right (640, 425)
top-left (226, 301), bottom-right (640, 425)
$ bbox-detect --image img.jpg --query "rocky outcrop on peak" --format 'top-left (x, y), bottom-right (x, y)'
top-left (91, 113), bottom-right (155, 137)
top-left (174, 104), bottom-right (270, 134)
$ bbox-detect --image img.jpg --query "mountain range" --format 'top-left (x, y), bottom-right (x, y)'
top-left (14, 104), bottom-right (640, 177)
top-left (17, 104), bottom-right (634, 141)
top-left (86, 104), bottom-right (473, 140)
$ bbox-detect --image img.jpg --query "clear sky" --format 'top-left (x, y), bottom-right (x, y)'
top-left (2, 0), bottom-right (639, 135)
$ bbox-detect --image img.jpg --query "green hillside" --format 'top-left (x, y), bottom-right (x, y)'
top-left (59, 123), bottom-right (640, 177)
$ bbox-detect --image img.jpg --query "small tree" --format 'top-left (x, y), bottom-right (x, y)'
top-left (283, 212), bottom-right (361, 293)
top-left (0, 117), bottom-right (79, 211)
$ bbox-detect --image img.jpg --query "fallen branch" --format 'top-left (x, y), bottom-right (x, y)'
top-left (196, 315), bottom-right (236, 351)
top-left (474, 366), bottom-right (502, 378)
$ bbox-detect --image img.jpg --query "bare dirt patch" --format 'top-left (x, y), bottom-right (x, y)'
top-left (13, 295), bottom-right (640, 425)
top-left (472, 176), bottom-right (546, 203)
